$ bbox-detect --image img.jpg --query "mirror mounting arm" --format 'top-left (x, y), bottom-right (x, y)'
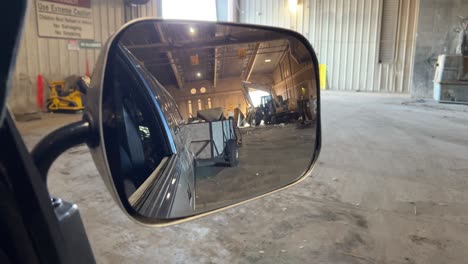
top-left (31, 118), bottom-right (95, 183)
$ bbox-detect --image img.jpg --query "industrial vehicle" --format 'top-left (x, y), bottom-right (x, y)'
top-left (46, 77), bottom-right (87, 112)
top-left (242, 81), bottom-right (300, 126)
top-left (0, 5), bottom-right (320, 262)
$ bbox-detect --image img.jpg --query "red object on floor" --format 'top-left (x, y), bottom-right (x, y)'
top-left (37, 74), bottom-right (44, 109)
top-left (85, 59), bottom-right (90, 77)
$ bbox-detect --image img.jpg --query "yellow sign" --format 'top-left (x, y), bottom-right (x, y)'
top-left (190, 54), bottom-right (199, 65)
top-left (237, 48), bottom-right (247, 59)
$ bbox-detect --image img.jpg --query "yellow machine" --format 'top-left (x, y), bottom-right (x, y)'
top-left (47, 78), bottom-right (87, 112)
top-left (241, 81), bottom-right (301, 125)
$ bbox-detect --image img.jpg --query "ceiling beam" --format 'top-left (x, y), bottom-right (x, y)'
top-left (213, 47), bottom-right (219, 88)
top-left (140, 48), bottom-right (289, 67)
top-left (127, 32), bottom-right (289, 52)
top-left (242, 43), bottom-right (260, 81)
top-left (155, 24), bottom-right (184, 89)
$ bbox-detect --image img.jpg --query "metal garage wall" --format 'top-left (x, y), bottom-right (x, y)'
top-left (10, 0), bottom-right (159, 113)
top-left (378, 0), bottom-right (418, 93)
top-left (239, 0), bottom-right (418, 93)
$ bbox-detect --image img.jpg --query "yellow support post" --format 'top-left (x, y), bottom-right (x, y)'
top-left (319, 64), bottom-right (327, 90)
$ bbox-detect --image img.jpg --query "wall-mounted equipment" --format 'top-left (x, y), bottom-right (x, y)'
top-left (433, 55), bottom-right (468, 104)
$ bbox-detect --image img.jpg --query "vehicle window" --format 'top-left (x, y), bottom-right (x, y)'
top-left (108, 53), bottom-right (171, 197)
top-left (165, 89), bottom-right (185, 124)
top-left (138, 66), bottom-right (184, 129)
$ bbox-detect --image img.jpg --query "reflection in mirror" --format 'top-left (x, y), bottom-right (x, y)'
top-left (103, 21), bottom-right (319, 221)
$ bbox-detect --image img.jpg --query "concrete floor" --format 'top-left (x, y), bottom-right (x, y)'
top-left (196, 124), bottom-right (315, 213)
top-left (16, 91), bottom-right (468, 264)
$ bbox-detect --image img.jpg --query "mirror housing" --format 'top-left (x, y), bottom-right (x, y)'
top-left (85, 19), bottom-right (321, 225)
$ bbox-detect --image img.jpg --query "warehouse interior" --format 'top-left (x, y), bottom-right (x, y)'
top-left (121, 21), bottom-right (315, 121)
top-left (10, 0), bottom-right (468, 263)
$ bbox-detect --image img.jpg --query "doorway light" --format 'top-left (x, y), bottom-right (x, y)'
top-left (249, 90), bottom-right (270, 107)
top-left (163, 0), bottom-right (216, 21)
top-left (289, 0), bottom-right (297, 13)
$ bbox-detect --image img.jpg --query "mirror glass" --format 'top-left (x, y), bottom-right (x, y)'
top-left (101, 20), bottom-right (319, 221)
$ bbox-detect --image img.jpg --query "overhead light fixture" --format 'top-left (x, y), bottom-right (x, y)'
top-left (265, 59), bottom-right (271, 63)
top-left (289, 0), bottom-right (297, 13)
top-left (189, 27), bottom-right (195, 34)
top-left (197, 72), bottom-right (201, 77)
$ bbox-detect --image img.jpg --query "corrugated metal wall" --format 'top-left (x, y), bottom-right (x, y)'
top-left (239, 0), bottom-right (418, 93)
top-left (10, 0), bottom-right (159, 113)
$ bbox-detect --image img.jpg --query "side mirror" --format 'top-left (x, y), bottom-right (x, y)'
top-left (85, 19), bottom-right (321, 225)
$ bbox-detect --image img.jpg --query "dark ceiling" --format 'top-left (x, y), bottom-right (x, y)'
top-left (120, 22), bottom-right (304, 89)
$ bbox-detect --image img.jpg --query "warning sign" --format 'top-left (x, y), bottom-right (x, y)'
top-left (36, 0), bottom-right (94, 40)
top-left (67, 39), bottom-right (80, 50)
